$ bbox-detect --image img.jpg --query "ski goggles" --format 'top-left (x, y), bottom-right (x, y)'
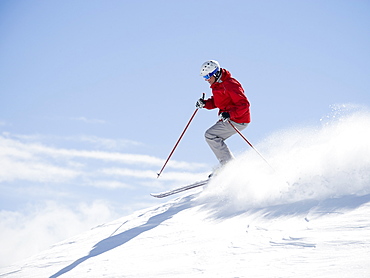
top-left (202, 67), bottom-right (219, 79)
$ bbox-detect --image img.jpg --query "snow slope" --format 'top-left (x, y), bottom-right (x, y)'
top-left (1, 106), bottom-right (370, 277)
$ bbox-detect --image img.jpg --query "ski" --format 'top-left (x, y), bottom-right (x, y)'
top-left (151, 179), bottom-right (209, 198)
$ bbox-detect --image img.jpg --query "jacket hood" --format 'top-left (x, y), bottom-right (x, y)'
top-left (211, 68), bottom-right (231, 87)
top-left (219, 68), bottom-right (232, 82)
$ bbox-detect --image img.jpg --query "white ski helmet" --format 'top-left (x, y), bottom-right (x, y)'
top-left (200, 60), bottom-right (220, 79)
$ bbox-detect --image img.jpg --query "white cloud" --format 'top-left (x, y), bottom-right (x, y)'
top-left (0, 136), bottom-right (80, 183)
top-left (101, 168), bottom-right (157, 179)
top-left (87, 180), bottom-right (133, 190)
top-left (70, 116), bottom-right (107, 125)
top-left (0, 133), bottom-right (208, 185)
top-left (76, 135), bottom-right (143, 150)
top-left (0, 157), bottom-right (79, 183)
top-left (7, 133), bottom-right (144, 151)
top-left (0, 135), bottom-right (200, 169)
top-left (0, 201), bottom-right (119, 268)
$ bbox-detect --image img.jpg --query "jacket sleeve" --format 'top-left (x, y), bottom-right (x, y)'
top-left (204, 96), bottom-right (217, 110)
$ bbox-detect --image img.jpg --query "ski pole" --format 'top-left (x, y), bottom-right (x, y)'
top-left (228, 120), bottom-right (274, 171)
top-left (157, 94), bottom-right (204, 178)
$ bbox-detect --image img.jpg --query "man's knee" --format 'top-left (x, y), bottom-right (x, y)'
top-left (204, 129), bottom-right (214, 141)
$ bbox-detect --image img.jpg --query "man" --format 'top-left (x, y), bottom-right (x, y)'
top-left (196, 60), bottom-right (251, 174)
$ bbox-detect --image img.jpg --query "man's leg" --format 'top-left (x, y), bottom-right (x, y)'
top-left (205, 121), bottom-right (247, 165)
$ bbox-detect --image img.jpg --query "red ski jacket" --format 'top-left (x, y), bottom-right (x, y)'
top-left (204, 68), bottom-right (251, 123)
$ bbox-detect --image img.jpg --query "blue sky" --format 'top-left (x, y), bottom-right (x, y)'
top-left (0, 0), bottom-right (369, 266)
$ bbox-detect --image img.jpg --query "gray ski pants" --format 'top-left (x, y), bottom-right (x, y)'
top-left (205, 120), bottom-right (248, 165)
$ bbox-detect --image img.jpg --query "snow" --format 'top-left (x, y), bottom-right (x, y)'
top-left (1, 106), bottom-right (370, 277)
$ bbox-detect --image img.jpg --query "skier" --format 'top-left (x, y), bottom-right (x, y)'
top-left (196, 60), bottom-right (251, 175)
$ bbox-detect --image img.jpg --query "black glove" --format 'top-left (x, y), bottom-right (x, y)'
top-left (196, 98), bottom-right (206, 109)
top-left (220, 112), bottom-right (230, 122)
